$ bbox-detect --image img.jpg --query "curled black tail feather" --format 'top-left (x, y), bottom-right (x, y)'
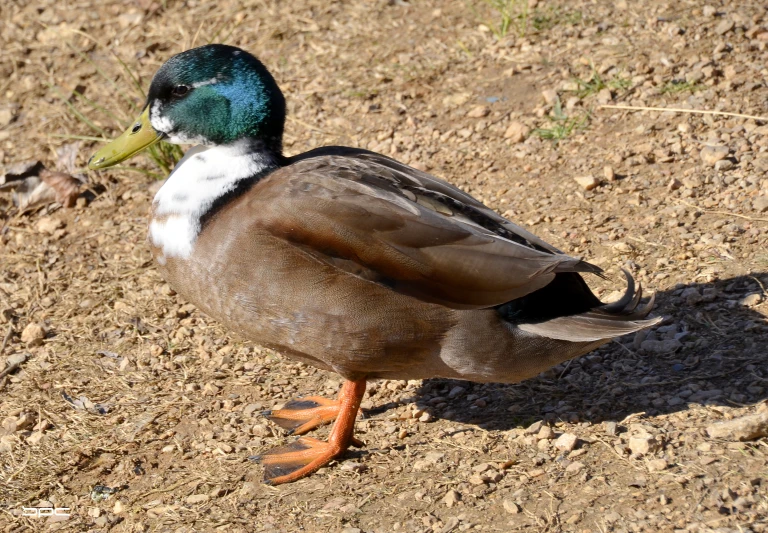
top-left (514, 269), bottom-right (660, 342)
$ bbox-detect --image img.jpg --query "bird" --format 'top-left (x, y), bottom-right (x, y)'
top-left (88, 44), bottom-right (659, 485)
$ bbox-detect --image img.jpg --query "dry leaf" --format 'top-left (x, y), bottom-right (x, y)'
top-left (41, 170), bottom-right (80, 207)
top-left (55, 142), bottom-right (81, 174)
top-left (0, 160), bottom-right (43, 188)
top-left (11, 170), bottom-right (80, 211)
top-left (12, 176), bottom-right (55, 211)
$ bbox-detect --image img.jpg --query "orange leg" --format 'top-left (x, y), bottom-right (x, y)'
top-left (253, 379), bottom-right (367, 485)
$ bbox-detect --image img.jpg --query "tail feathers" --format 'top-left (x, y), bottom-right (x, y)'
top-left (518, 269), bottom-right (660, 342)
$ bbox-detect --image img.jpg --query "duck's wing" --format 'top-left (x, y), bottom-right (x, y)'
top-left (252, 150), bottom-right (601, 310)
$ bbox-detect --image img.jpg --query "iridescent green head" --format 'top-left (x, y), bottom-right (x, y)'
top-left (89, 44), bottom-right (286, 169)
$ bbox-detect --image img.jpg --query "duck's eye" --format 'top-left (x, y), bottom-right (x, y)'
top-left (171, 85), bottom-right (189, 97)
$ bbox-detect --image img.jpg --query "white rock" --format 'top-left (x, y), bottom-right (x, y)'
top-left (21, 323), bottom-right (45, 346)
top-left (5, 353), bottom-right (27, 368)
top-left (503, 500), bottom-right (521, 514)
top-left (574, 175), bottom-right (599, 190)
top-left (700, 145), bottom-right (729, 166)
top-left (596, 88), bottom-right (613, 104)
top-left (628, 435), bottom-right (660, 455)
top-left (525, 420), bottom-right (543, 434)
top-left (466, 105), bottom-right (490, 118)
top-left (706, 412), bottom-right (768, 441)
top-left (537, 426), bottom-right (555, 440)
top-left (442, 92), bottom-right (472, 108)
top-left (0, 108), bottom-right (14, 127)
top-left (443, 489), bottom-right (461, 508)
top-left (554, 433), bottom-right (578, 452)
top-left (504, 121), bottom-right (530, 143)
top-left (565, 461), bottom-right (585, 473)
top-left (541, 89), bottom-right (559, 105)
top-left (739, 293), bottom-right (762, 307)
top-left (715, 19), bottom-right (735, 35)
top-left (186, 494), bottom-right (210, 504)
top-left (714, 159), bottom-right (733, 172)
top-left (36, 216), bottom-right (64, 234)
top-left (26, 431), bottom-right (44, 445)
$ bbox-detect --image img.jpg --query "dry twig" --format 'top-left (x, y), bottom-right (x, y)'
top-left (600, 104), bottom-right (768, 123)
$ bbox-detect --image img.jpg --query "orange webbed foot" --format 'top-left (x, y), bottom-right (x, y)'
top-left (253, 379), bottom-right (366, 485)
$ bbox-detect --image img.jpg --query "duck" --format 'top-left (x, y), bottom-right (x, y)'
top-left (88, 44), bottom-right (660, 485)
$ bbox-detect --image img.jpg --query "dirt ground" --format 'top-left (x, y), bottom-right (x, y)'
top-left (2, 0), bottom-right (768, 531)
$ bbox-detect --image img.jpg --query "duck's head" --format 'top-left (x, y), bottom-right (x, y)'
top-left (88, 44), bottom-right (286, 170)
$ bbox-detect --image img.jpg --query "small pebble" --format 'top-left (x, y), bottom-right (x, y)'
top-left (525, 420), bottom-right (543, 434)
top-left (715, 19), bottom-right (735, 35)
top-left (21, 323), bottom-right (45, 346)
top-left (504, 121), bottom-right (530, 143)
top-left (554, 433), bottom-right (578, 452)
top-left (574, 175), bottom-right (599, 190)
top-left (466, 105), bottom-right (490, 118)
top-left (699, 145), bottom-right (729, 166)
top-left (541, 89), bottom-right (559, 105)
top-left (629, 435), bottom-right (660, 455)
top-left (503, 500), bottom-right (521, 514)
top-left (443, 489), bottom-right (461, 508)
top-left (339, 461), bottom-right (367, 472)
top-left (36, 217), bottom-right (64, 234)
top-left (714, 159), bottom-right (733, 172)
top-left (739, 293), bottom-right (762, 307)
top-left (537, 426), bottom-right (555, 440)
top-left (5, 353), bottom-right (27, 369)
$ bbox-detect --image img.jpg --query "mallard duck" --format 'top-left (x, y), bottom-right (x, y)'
top-left (89, 44), bottom-right (659, 485)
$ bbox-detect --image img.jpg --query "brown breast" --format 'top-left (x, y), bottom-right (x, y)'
top-left (148, 189), bottom-right (457, 381)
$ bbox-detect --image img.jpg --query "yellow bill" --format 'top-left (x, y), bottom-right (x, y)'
top-left (88, 107), bottom-right (164, 170)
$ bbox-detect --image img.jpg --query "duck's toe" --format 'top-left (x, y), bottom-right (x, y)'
top-left (253, 437), bottom-right (343, 485)
top-left (265, 395), bottom-right (341, 435)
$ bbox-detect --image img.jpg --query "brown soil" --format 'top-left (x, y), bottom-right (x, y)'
top-left (2, 0), bottom-right (768, 532)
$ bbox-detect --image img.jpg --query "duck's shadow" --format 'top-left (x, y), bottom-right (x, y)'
top-left (369, 273), bottom-right (768, 430)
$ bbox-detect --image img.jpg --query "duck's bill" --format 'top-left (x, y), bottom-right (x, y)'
top-left (88, 107), bottom-right (165, 170)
